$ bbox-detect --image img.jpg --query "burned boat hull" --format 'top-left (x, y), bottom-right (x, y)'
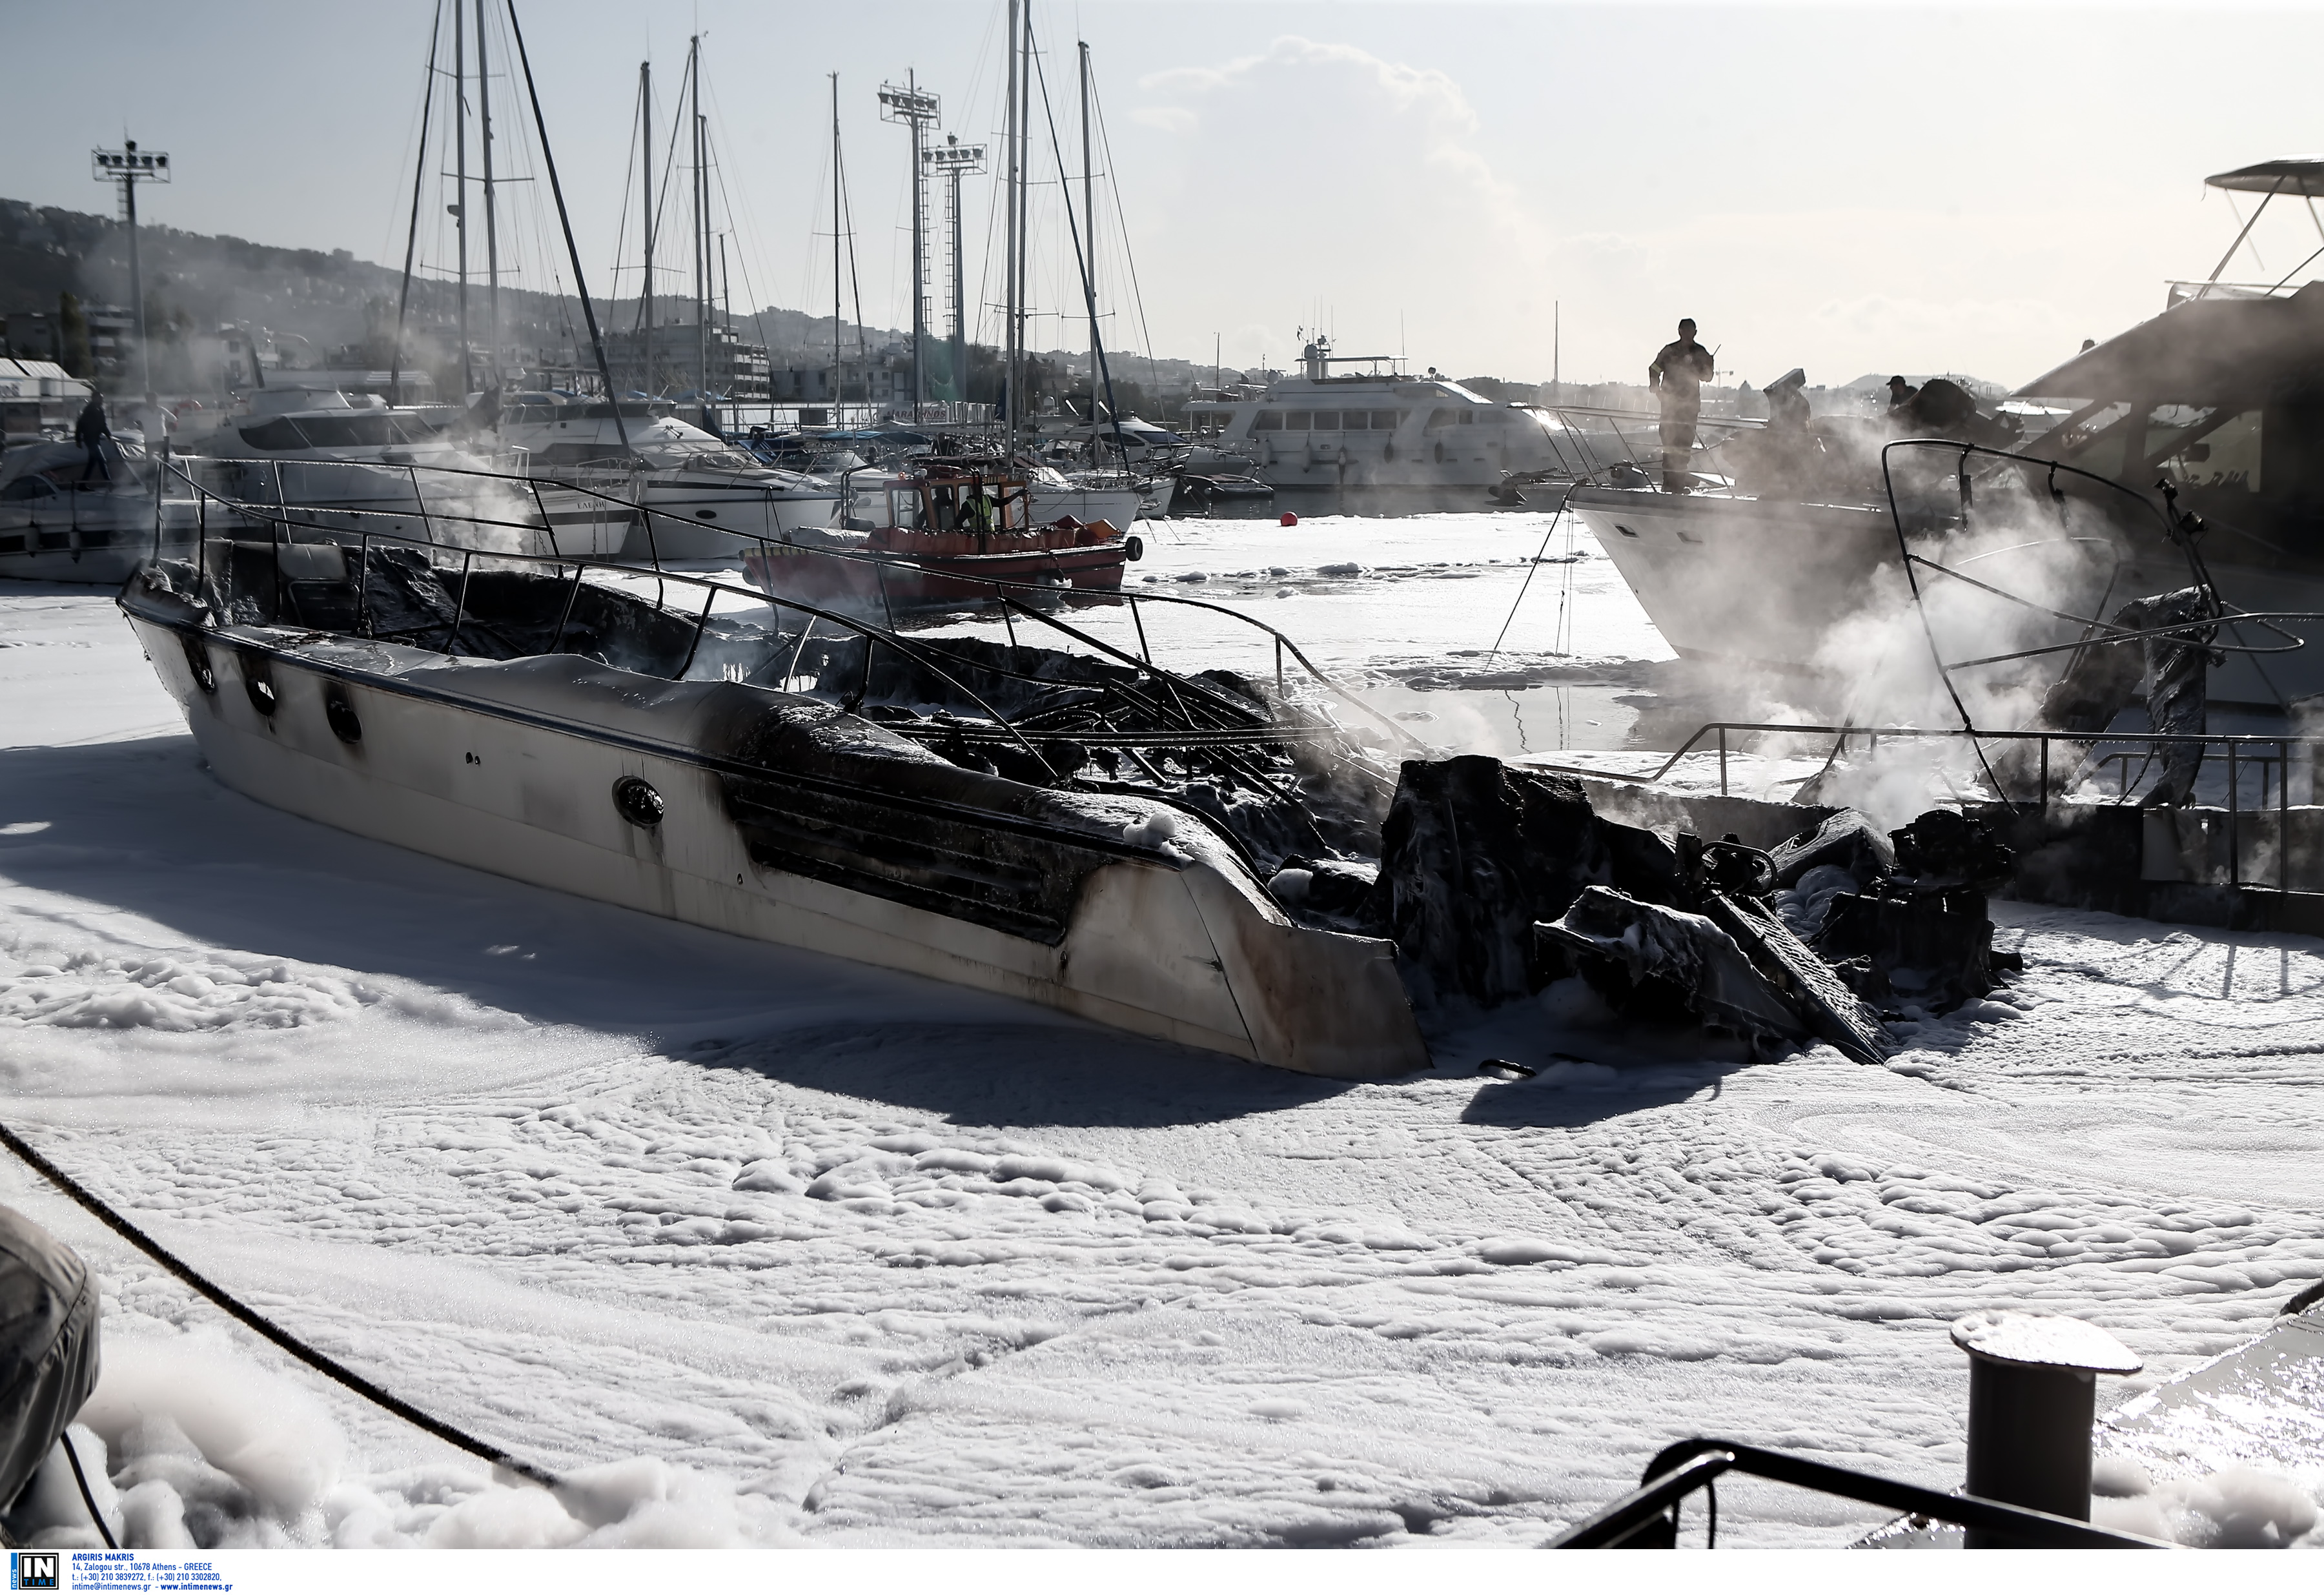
top-left (117, 565), bottom-right (1423, 1078)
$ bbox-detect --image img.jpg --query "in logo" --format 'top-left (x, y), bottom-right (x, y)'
top-left (10, 1551), bottom-right (58, 1590)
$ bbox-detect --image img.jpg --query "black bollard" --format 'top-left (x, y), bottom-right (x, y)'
top-left (1950, 1310), bottom-right (2141, 1547)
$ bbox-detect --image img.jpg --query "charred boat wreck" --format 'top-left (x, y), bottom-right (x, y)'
top-left (117, 520), bottom-right (1449, 1075)
top-left (121, 477), bottom-right (1948, 1076)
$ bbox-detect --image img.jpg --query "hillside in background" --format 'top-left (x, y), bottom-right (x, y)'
top-left (0, 198), bottom-right (1244, 401)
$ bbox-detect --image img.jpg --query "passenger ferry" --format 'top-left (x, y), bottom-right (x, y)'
top-left (1179, 338), bottom-right (1586, 491)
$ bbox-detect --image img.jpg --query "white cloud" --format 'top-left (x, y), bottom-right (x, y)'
top-left (1123, 37), bottom-right (1551, 374)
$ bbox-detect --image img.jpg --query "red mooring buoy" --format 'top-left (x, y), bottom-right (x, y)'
top-left (1279, 511), bottom-right (1299, 527)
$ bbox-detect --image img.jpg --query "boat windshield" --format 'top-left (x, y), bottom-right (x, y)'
top-left (236, 413), bottom-right (436, 451)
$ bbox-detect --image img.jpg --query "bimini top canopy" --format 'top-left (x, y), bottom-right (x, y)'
top-left (2207, 156), bottom-right (2324, 197)
top-left (2015, 279), bottom-right (2324, 403)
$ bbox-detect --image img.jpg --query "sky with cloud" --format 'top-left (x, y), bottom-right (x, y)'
top-left (15, 2), bottom-right (2324, 391)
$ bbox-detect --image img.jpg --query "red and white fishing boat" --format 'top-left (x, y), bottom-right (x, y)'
top-left (740, 460), bottom-right (1137, 613)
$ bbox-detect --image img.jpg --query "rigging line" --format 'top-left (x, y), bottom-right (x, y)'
top-left (646, 51), bottom-right (694, 310)
top-left (1088, 60), bottom-right (1160, 392)
top-left (697, 71), bottom-right (776, 374)
top-left (836, 116), bottom-right (868, 364)
top-left (1555, 503), bottom-right (1580, 656)
top-left (704, 123), bottom-right (770, 380)
top-left (391, 0), bottom-right (447, 409)
top-left (1487, 505), bottom-right (1565, 661)
top-left (2267, 238), bottom-right (2324, 294)
top-left (799, 109), bottom-right (831, 314)
top-left (61, 1430), bottom-right (117, 1549)
top-left (507, 0), bottom-right (627, 445)
top-left (0, 1119), bottom-right (562, 1490)
top-left (378, 4), bottom-right (438, 269)
top-left (1878, 440), bottom-right (2012, 804)
top-left (1029, 32), bottom-right (1131, 463)
top-left (609, 68), bottom-right (642, 326)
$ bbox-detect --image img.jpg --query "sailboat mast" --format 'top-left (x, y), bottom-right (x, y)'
top-left (390, 0), bottom-right (443, 408)
top-left (1002, 0), bottom-right (1020, 451)
top-left (476, 0), bottom-right (498, 391)
top-left (692, 37), bottom-right (708, 427)
top-left (1015, 6), bottom-right (1032, 443)
top-left (640, 61), bottom-right (653, 400)
top-left (1081, 39), bottom-right (1096, 449)
top-left (453, 0), bottom-right (469, 395)
top-left (831, 73), bottom-right (842, 417)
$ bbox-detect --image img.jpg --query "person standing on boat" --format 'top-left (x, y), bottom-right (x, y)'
top-left (1886, 375), bottom-right (1918, 411)
top-left (127, 391), bottom-right (172, 453)
top-left (74, 391), bottom-right (111, 482)
top-left (1647, 320), bottom-right (1715, 491)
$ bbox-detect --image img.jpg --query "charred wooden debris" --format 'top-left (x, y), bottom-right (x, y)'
top-left (1298, 756), bottom-right (2019, 1064)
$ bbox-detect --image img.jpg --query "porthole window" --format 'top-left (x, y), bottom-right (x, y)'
top-left (613, 775), bottom-right (664, 828)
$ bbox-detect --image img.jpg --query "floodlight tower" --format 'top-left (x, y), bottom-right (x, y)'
top-left (90, 141), bottom-right (170, 394)
top-left (878, 77), bottom-right (940, 413)
top-left (924, 135), bottom-right (985, 408)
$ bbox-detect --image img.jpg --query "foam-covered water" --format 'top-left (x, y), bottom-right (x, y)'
top-left (3, 553), bottom-right (2322, 1549)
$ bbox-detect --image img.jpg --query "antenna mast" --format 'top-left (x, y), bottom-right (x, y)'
top-left (879, 75), bottom-right (939, 420)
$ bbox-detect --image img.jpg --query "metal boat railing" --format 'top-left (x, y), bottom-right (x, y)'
top-left (0, 452), bottom-right (181, 558)
top-left (1547, 1439), bottom-right (2165, 1549)
top-left (153, 456), bottom-right (1418, 768)
top-left (1578, 719), bottom-right (2310, 891)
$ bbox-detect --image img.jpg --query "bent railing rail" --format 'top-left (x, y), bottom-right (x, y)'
top-left (1574, 718), bottom-right (2308, 891)
top-left (1547, 1438), bottom-right (2169, 1550)
top-left (147, 459), bottom-right (1422, 782)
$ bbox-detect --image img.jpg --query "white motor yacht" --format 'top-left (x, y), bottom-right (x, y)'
top-left (1564, 157), bottom-right (2324, 713)
top-left (496, 396), bottom-right (841, 560)
top-left (0, 434), bottom-right (201, 584)
top-left (1026, 462), bottom-right (1145, 530)
top-left (175, 387), bottom-right (629, 558)
top-left (1181, 338), bottom-right (1591, 492)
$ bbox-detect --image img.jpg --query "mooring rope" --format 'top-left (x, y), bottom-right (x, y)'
top-left (0, 1121), bottom-right (560, 1489)
top-left (59, 1431), bottom-right (116, 1549)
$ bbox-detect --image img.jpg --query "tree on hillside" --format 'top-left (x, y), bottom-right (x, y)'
top-left (57, 293), bottom-right (89, 378)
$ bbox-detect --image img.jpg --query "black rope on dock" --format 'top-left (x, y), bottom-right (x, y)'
top-left (0, 1121), bottom-right (561, 1490)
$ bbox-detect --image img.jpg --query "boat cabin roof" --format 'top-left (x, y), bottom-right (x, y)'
top-left (1185, 379), bottom-right (1491, 412)
top-left (2208, 156), bottom-right (2324, 196)
top-left (2016, 280), bottom-right (2324, 404)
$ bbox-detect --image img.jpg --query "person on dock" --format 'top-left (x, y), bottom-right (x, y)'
top-left (1648, 320), bottom-right (1715, 492)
